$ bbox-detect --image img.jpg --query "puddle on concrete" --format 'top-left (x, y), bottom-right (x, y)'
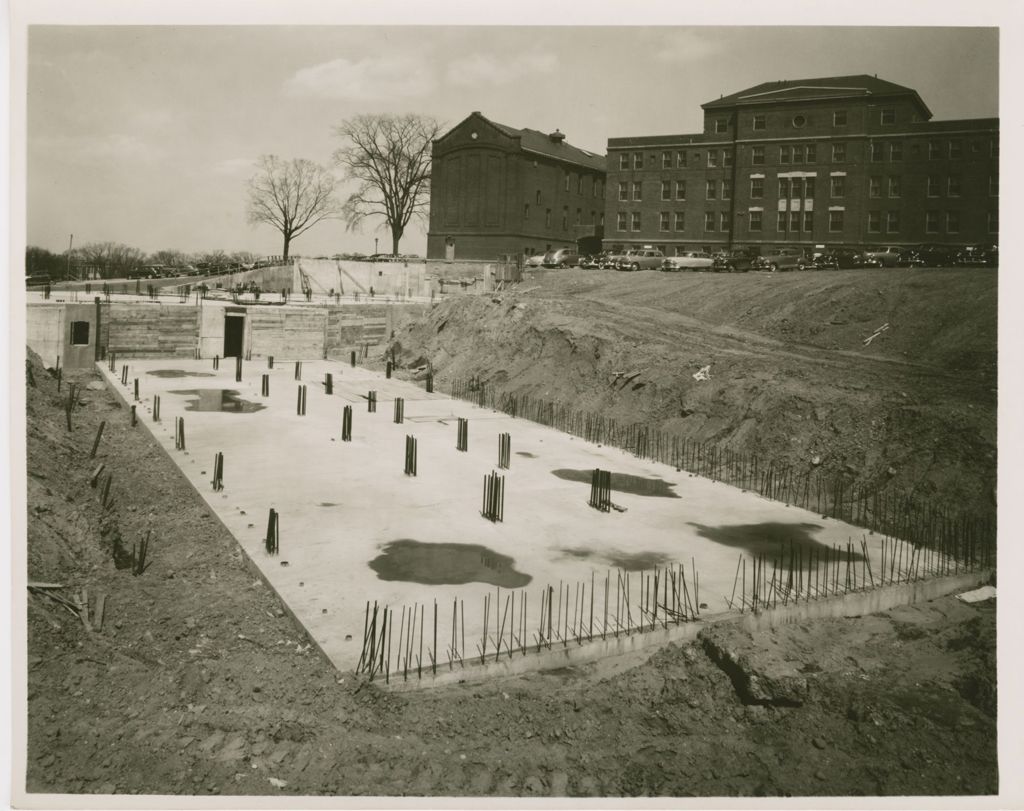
top-left (558, 546), bottom-right (673, 571)
top-left (318, 502), bottom-right (338, 507)
top-left (687, 521), bottom-right (863, 559)
top-left (369, 539), bottom-right (531, 588)
top-left (551, 468), bottom-right (679, 498)
top-left (147, 369), bottom-right (215, 378)
top-left (168, 388), bottom-right (266, 413)
top-left (516, 451), bottom-right (538, 458)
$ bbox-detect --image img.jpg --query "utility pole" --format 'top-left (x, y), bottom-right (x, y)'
top-left (67, 234), bottom-right (74, 281)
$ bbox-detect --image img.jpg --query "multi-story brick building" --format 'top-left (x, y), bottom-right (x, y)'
top-left (427, 112), bottom-right (606, 261)
top-left (604, 75), bottom-right (998, 255)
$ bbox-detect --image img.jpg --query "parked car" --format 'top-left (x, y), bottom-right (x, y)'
top-left (524, 253), bottom-right (546, 269)
top-left (909, 244), bottom-right (959, 268)
top-left (542, 248), bottom-right (579, 268)
top-left (581, 251), bottom-right (613, 269)
top-left (711, 249), bottom-right (758, 273)
top-left (953, 244), bottom-right (998, 267)
top-left (752, 247), bottom-right (812, 272)
top-left (25, 273), bottom-right (51, 287)
top-left (615, 249), bottom-right (664, 271)
top-left (662, 251), bottom-right (714, 271)
top-left (862, 246), bottom-right (923, 268)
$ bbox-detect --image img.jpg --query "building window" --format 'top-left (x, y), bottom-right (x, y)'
top-left (631, 211), bottom-right (642, 232)
top-left (780, 145), bottom-right (791, 164)
top-left (661, 180), bottom-right (671, 201)
top-left (971, 140), bottom-right (981, 154)
top-left (633, 152), bottom-right (643, 169)
top-left (749, 210), bottom-right (762, 231)
top-left (779, 178), bottom-right (790, 199)
top-left (926, 211), bottom-right (939, 234)
top-left (753, 114), bottom-right (766, 130)
top-left (564, 172), bottom-right (570, 192)
top-left (789, 211), bottom-right (801, 232)
top-left (714, 118), bottom-right (727, 133)
top-left (949, 140), bottom-right (962, 159)
top-left (886, 211), bottom-right (900, 234)
top-left (881, 108), bottom-right (895, 125)
top-left (706, 179), bottom-right (717, 200)
top-left (928, 141), bottom-right (940, 160)
top-left (721, 179), bottom-right (732, 200)
top-left (617, 212), bottom-right (627, 231)
top-left (990, 175), bottom-right (999, 196)
top-left (805, 177), bottom-right (816, 199)
top-left (792, 145), bottom-right (804, 164)
top-left (790, 177), bottom-right (803, 199)
top-left (618, 182), bottom-right (628, 201)
top-left (832, 143), bottom-right (846, 162)
top-left (578, 176), bottom-right (584, 195)
top-left (595, 179), bottom-right (602, 199)
top-left (869, 176), bottom-right (881, 198)
top-left (660, 211), bottom-right (670, 232)
top-left (523, 203), bottom-right (530, 221)
top-left (888, 176), bottom-right (901, 198)
top-left (947, 211), bottom-right (960, 233)
top-left (777, 211), bottom-right (787, 232)
top-left (676, 151), bottom-right (687, 168)
top-left (576, 208), bottom-right (582, 225)
top-left (70, 321), bottom-right (90, 345)
top-left (536, 190), bottom-right (542, 205)
top-left (803, 211), bottom-right (813, 232)
top-left (705, 212), bottom-right (716, 232)
top-left (619, 153), bottom-right (629, 170)
top-left (807, 144), bottom-right (817, 162)
top-left (792, 114), bottom-right (807, 128)
top-left (750, 177), bottom-right (764, 198)
top-left (674, 212), bottom-right (685, 231)
top-left (675, 180), bottom-right (686, 200)
top-left (599, 212), bottom-right (605, 227)
top-left (562, 207), bottom-right (568, 230)
top-left (829, 210), bottom-right (844, 232)
top-left (927, 176), bottom-right (940, 197)
top-left (948, 176), bottom-right (961, 197)
top-left (632, 181), bottom-right (642, 201)
top-left (590, 210), bottom-right (596, 223)
top-left (871, 142), bottom-right (883, 162)
top-left (708, 151), bottom-right (718, 168)
top-left (830, 176), bottom-right (845, 198)
top-left (662, 151), bottom-right (672, 169)
top-left (751, 146), bottom-right (765, 165)
top-left (890, 142), bottom-right (903, 161)
top-left (988, 210), bottom-right (998, 233)
top-left (723, 149), bottom-right (733, 168)
top-left (721, 212), bottom-right (730, 232)
top-left (833, 110), bottom-right (847, 127)
top-left (868, 211), bottom-right (881, 233)
top-left (545, 209), bottom-right (551, 227)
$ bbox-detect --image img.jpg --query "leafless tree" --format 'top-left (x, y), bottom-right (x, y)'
top-left (332, 114), bottom-right (442, 256)
top-left (246, 155), bottom-right (340, 260)
top-left (72, 241), bottom-right (146, 279)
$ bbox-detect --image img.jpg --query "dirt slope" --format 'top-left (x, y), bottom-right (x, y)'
top-left (389, 267), bottom-right (997, 514)
top-left (22, 349), bottom-right (996, 798)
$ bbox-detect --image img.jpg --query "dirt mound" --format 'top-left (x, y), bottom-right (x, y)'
top-left (388, 268), bottom-right (996, 514)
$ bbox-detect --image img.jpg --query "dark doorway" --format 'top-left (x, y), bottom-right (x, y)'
top-left (224, 314), bottom-right (244, 357)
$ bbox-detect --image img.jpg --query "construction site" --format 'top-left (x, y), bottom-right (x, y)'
top-left (21, 260), bottom-right (999, 798)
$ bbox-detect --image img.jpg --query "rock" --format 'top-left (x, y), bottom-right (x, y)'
top-left (699, 628), bottom-right (809, 707)
top-left (812, 737), bottom-right (826, 750)
top-left (86, 381), bottom-right (106, 391)
top-left (523, 775), bottom-right (545, 795)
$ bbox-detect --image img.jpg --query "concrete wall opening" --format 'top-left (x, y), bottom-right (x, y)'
top-left (70, 321), bottom-right (90, 346)
top-left (223, 313), bottom-right (245, 357)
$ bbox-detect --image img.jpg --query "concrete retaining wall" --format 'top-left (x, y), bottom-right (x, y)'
top-left (26, 304), bottom-right (65, 367)
top-left (380, 570), bottom-right (992, 692)
top-left (105, 304), bottom-right (199, 358)
top-left (246, 307), bottom-right (328, 360)
top-left (297, 258), bottom-right (429, 298)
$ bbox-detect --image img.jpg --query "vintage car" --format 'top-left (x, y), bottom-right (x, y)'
top-left (542, 248), bottom-right (580, 268)
top-left (661, 251), bottom-right (714, 271)
top-left (751, 247), bottom-right (812, 272)
top-left (711, 249), bottom-right (758, 273)
top-left (615, 248), bottom-right (665, 271)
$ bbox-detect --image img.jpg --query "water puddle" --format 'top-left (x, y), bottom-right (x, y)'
top-left (168, 388), bottom-right (265, 413)
top-left (558, 546), bottom-right (672, 571)
top-left (147, 369), bottom-right (215, 378)
top-left (516, 451), bottom-right (538, 458)
top-left (551, 468), bottom-right (679, 498)
top-left (687, 521), bottom-right (863, 559)
top-left (369, 539), bottom-right (531, 588)
top-left (318, 502), bottom-right (338, 507)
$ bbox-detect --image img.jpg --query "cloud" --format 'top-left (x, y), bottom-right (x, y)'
top-left (284, 55), bottom-right (436, 100)
top-left (213, 157), bottom-right (255, 176)
top-left (446, 51), bottom-right (558, 87)
top-left (651, 31), bottom-right (725, 64)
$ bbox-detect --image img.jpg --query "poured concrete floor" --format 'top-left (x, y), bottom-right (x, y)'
top-left (100, 358), bottom-right (887, 672)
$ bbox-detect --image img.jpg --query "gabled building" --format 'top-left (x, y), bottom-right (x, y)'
top-left (427, 112), bottom-right (607, 261)
top-left (604, 75), bottom-right (998, 254)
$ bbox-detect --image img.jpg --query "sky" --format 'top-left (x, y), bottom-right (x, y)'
top-left (25, 25), bottom-right (1000, 259)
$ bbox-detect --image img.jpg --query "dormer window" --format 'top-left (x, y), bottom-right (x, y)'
top-left (880, 108), bottom-right (896, 125)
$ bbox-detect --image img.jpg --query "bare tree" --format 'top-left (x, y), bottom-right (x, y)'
top-left (73, 241), bottom-right (146, 279)
top-left (332, 114), bottom-right (442, 256)
top-left (246, 155), bottom-right (340, 260)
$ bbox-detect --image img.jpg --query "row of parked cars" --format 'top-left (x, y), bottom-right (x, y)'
top-left (526, 243), bottom-right (997, 273)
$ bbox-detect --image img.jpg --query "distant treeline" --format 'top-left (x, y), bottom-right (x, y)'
top-left (25, 243), bottom-right (261, 281)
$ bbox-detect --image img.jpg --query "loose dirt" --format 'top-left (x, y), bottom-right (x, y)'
top-left (22, 280), bottom-right (998, 800)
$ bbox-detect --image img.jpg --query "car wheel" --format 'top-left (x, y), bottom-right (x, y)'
top-left (769, 263), bottom-right (778, 273)
top-left (559, 262), bottom-right (567, 269)
top-left (728, 264), bottom-right (737, 273)
top-left (631, 263), bottom-right (640, 272)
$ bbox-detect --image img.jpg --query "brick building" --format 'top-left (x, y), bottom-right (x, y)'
top-left (604, 75), bottom-right (999, 255)
top-left (427, 112), bottom-right (607, 261)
